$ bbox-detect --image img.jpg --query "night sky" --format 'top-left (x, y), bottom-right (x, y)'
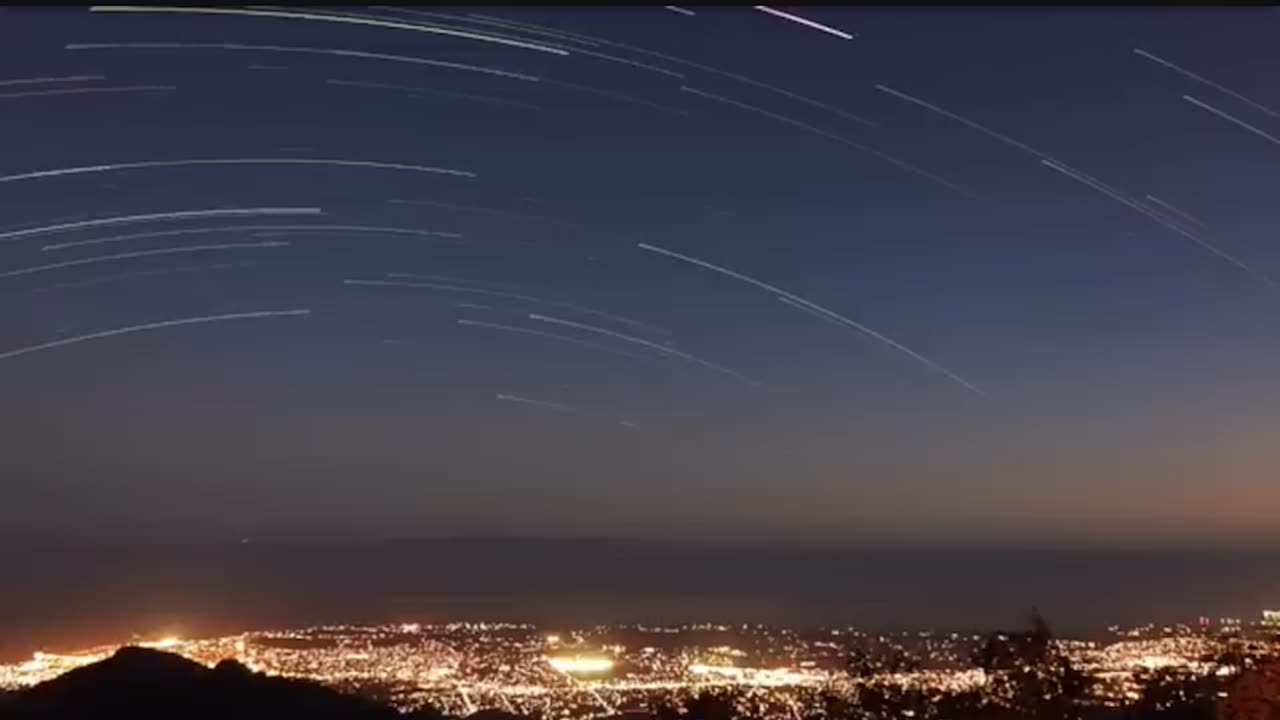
top-left (4, 6), bottom-right (1280, 548)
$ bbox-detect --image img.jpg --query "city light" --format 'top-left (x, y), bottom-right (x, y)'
top-left (2, 619), bottom-right (1276, 718)
top-left (547, 656), bottom-right (614, 674)
top-left (140, 636), bottom-right (184, 650)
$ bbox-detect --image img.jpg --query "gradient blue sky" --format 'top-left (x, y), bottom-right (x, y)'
top-left (3, 6), bottom-right (1279, 546)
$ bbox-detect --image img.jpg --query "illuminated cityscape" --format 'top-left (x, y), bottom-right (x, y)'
top-left (4, 616), bottom-right (1277, 718)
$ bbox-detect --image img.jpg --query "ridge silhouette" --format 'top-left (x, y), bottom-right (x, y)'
top-left (0, 646), bottom-right (450, 720)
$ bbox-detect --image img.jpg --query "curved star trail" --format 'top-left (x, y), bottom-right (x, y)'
top-left (1182, 94), bottom-right (1280, 147)
top-left (0, 157), bottom-right (475, 185)
top-left (873, 83), bottom-right (1051, 160)
top-left (388, 199), bottom-right (577, 228)
top-left (226, 225), bottom-right (465, 242)
top-left (326, 79), bottom-right (546, 112)
top-left (496, 392), bottom-right (582, 414)
top-left (637, 243), bottom-right (982, 394)
top-left (681, 86), bottom-right (964, 195)
top-left (0, 75), bottom-right (106, 87)
top-left (752, 6), bottom-right (855, 40)
top-left (89, 6), bottom-right (570, 56)
top-left (1039, 159), bottom-right (1271, 283)
top-left (346, 278), bottom-right (670, 338)
top-left (0, 208), bottom-right (322, 243)
top-left (0, 85), bottom-right (177, 101)
top-left (333, 7), bottom-right (684, 78)
top-left (547, 78), bottom-right (691, 117)
top-left (41, 224), bottom-right (462, 252)
top-left (386, 9), bottom-right (605, 47)
top-left (0, 309), bottom-right (310, 363)
top-left (527, 313), bottom-right (760, 387)
top-left (458, 318), bottom-right (651, 363)
top-left (1144, 195), bottom-right (1208, 229)
top-left (28, 262), bottom-right (243, 294)
top-left (495, 392), bottom-right (638, 430)
top-left (1133, 48), bottom-right (1279, 119)
top-left (874, 82), bottom-right (1269, 281)
top-left (464, 11), bottom-right (879, 127)
top-left (0, 241), bottom-right (288, 280)
top-left (65, 43), bottom-right (539, 83)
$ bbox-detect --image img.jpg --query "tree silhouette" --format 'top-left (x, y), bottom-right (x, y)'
top-left (976, 609), bottom-right (1093, 720)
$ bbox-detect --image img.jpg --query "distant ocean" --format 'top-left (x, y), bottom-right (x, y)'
top-left (2, 539), bottom-right (1277, 661)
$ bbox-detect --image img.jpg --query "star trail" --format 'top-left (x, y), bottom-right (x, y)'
top-left (3, 6), bottom-right (1280, 549)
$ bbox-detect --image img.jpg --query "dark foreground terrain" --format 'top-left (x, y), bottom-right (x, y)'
top-left (0, 646), bottom-right (448, 720)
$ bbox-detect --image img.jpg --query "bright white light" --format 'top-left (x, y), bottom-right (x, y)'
top-left (688, 662), bottom-right (824, 686)
top-left (142, 636), bottom-right (183, 649)
top-left (752, 6), bottom-right (854, 40)
top-left (548, 656), bottom-right (613, 673)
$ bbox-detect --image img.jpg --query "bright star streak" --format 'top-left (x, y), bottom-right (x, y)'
top-left (636, 242), bottom-right (982, 394)
top-left (0, 156), bottom-right (475, 185)
top-left (89, 6), bottom-right (569, 55)
top-left (65, 43), bottom-right (539, 83)
top-left (1134, 48), bottom-right (1279, 119)
top-left (0, 241), bottom-right (288, 280)
top-left (0, 208), bottom-right (322, 243)
top-left (0, 309), bottom-right (311, 363)
top-left (753, 6), bottom-right (855, 40)
top-left (1183, 94), bottom-right (1280, 147)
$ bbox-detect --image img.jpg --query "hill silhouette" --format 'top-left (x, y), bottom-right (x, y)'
top-left (0, 646), bottom-right (450, 719)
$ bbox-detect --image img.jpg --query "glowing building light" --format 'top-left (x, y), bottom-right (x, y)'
top-left (547, 656), bottom-right (613, 673)
top-left (141, 637), bottom-right (183, 649)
